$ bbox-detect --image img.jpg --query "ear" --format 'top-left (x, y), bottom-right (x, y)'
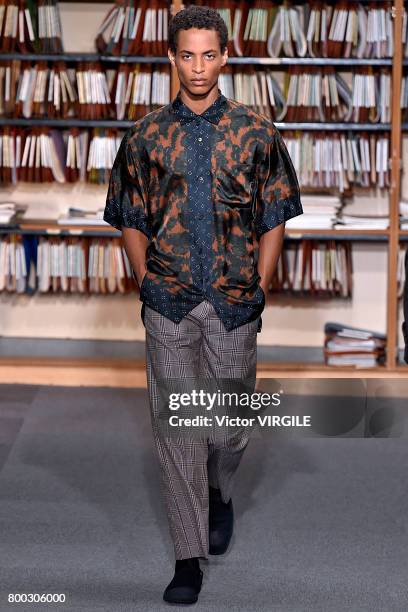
top-left (168, 48), bottom-right (176, 66)
top-left (221, 48), bottom-right (228, 67)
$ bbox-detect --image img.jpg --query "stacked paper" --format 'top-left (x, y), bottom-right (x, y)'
top-left (0, 202), bottom-right (27, 225)
top-left (334, 193), bottom-right (389, 230)
top-left (400, 201), bottom-right (408, 229)
top-left (324, 322), bottom-right (386, 368)
top-left (285, 195), bottom-right (341, 230)
top-left (57, 208), bottom-right (109, 226)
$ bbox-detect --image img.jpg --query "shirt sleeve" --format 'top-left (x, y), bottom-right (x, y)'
top-left (103, 129), bottom-right (151, 238)
top-left (254, 129), bottom-right (303, 240)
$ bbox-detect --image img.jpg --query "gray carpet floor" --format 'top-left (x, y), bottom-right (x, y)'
top-left (0, 384), bottom-right (407, 612)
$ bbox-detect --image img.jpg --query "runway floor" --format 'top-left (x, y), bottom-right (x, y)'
top-left (0, 383), bottom-right (407, 611)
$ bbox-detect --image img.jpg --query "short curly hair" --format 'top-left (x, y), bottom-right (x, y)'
top-left (168, 5), bottom-right (228, 54)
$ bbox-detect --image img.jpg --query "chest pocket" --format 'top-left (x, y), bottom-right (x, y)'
top-left (216, 162), bottom-right (257, 208)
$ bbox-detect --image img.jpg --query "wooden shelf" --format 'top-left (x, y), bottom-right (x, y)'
top-left (274, 123), bottom-right (391, 131)
top-left (0, 224), bottom-right (392, 242)
top-left (0, 118), bottom-right (392, 130)
top-left (0, 356), bottom-right (390, 374)
top-left (0, 222), bottom-right (119, 236)
top-left (227, 57), bottom-right (393, 66)
top-left (0, 359), bottom-right (401, 388)
top-left (285, 229), bottom-right (390, 241)
top-left (0, 52), bottom-right (169, 63)
top-left (0, 52), bottom-right (393, 66)
top-left (0, 118), bottom-right (136, 128)
top-left (257, 362), bottom-right (388, 373)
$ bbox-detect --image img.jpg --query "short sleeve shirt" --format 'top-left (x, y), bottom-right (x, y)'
top-left (104, 89), bottom-right (303, 332)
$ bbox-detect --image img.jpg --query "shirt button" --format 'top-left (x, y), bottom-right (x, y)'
top-left (198, 176), bottom-right (204, 182)
top-left (198, 137), bottom-right (203, 142)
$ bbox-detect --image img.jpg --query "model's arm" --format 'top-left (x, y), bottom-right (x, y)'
top-left (103, 130), bottom-right (151, 286)
top-left (255, 129), bottom-right (303, 295)
top-left (257, 223), bottom-right (285, 295)
top-left (122, 227), bottom-right (149, 286)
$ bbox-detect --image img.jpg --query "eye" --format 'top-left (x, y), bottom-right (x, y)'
top-left (181, 54), bottom-right (191, 60)
top-left (205, 54), bottom-right (215, 59)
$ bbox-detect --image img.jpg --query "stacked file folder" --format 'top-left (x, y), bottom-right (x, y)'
top-left (273, 241), bottom-right (352, 297)
top-left (0, 234), bottom-right (137, 294)
top-left (0, 0), bottom-right (64, 53)
top-left (285, 195), bottom-right (341, 230)
top-left (400, 201), bottom-right (408, 229)
top-left (283, 132), bottom-right (389, 192)
top-left (0, 127), bottom-right (123, 185)
top-left (57, 207), bottom-right (109, 227)
top-left (335, 192), bottom-right (389, 230)
top-left (218, 65), bottom-right (390, 124)
top-left (0, 202), bottom-right (27, 225)
top-left (334, 215), bottom-right (389, 231)
top-left (95, 0), bottom-right (169, 56)
top-left (0, 60), bottom-right (171, 121)
top-left (191, 1), bottom-right (394, 59)
top-left (324, 322), bottom-right (386, 367)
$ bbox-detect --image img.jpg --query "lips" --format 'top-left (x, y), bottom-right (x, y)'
top-left (191, 80), bottom-right (206, 84)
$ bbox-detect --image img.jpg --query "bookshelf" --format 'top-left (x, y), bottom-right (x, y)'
top-left (0, 0), bottom-right (406, 372)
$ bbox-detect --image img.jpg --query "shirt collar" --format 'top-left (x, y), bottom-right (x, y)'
top-left (170, 88), bottom-right (228, 125)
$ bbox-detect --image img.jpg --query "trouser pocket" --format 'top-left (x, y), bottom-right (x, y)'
top-left (141, 302), bottom-right (146, 328)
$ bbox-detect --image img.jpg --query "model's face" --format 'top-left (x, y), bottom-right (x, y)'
top-left (168, 28), bottom-right (228, 96)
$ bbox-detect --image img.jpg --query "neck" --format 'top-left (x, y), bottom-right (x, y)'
top-left (179, 81), bottom-right (220, 115)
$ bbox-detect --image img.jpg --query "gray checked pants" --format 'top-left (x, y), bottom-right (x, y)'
top-left (144, 299), bottom-right (259, 560)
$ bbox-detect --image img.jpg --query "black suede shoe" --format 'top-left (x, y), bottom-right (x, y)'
top-left (209, 486), bottom-right (234, 555)
top-left (163, 557), bottom-right (203, 605)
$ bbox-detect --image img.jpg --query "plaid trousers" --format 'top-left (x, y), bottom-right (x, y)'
top-left (144, 299), bottom-right (259, 560)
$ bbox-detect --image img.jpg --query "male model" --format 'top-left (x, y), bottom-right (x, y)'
top-left (104, 5), bottom-right (303, 605)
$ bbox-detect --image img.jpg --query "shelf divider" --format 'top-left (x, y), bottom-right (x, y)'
top-left (387, 0), bottom-right (404, 369)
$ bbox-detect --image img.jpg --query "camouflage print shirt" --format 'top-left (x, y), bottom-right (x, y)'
top-left (103, 89), bottom-right (303, 332)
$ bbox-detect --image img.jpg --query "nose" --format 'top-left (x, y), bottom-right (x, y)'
top-left (192, 59), bottom-right (205, 74)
